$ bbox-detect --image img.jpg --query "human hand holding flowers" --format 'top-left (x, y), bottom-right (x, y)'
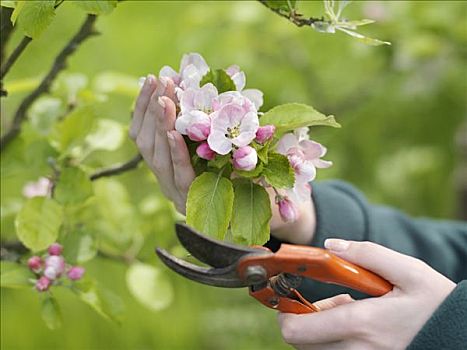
top-left (130, 53), bottom-right (340, 245)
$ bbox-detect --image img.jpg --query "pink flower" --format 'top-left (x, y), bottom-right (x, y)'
top-left (48, 243), bottom-right (63, 256)
top-left (35, 276), bottom-right (51, 292)
top-left (27, 256), bottom-right (43, 273)
top-left (225, 65), bottom-right (264, 109)
top-left (255, 125), bottom-right (275, 144)
top-left (67, 266), bottom-right (85, 281)
top-left (22, 177), bottom-right (52, 198)
top-left (175, 110), bottom-right (211, 142)
top-left (196, 142), bottom-right (216, 160)
top-left (212, 91), bottom-right (256, 113)
top-left (159, 53), bottom-right (209, 94)
top-left (277, 197), bottom-right (300, 223)
top-left (44, 256), bottom-right (65, 280)
top-left (207, 101), bottom-right (259, 155)
top-left (179, 83), bottom-right (218, 114)
top-left (233, 146), bottom-right (258, 171)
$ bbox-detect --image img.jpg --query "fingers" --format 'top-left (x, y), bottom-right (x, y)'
top-left (130, 74), bottom-right (157, 140)
top-left (277, 303), bottom-right (356, 345)
top-left (167, 130), bottom-right (196, 213)
top-left (324, 239), bottom-right (425, 289)
top-left (312, 294), bottom-right (354, 312)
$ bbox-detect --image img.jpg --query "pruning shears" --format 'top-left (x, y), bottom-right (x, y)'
top-left (156, 224), bottom-right (392, 314)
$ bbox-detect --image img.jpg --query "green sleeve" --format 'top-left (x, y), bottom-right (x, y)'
top-left (297, 180), bottom-right (467, 301)
top-left (407, 280), bottom-right (467, 350)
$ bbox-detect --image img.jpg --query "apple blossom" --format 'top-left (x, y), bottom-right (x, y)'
top-left (277, 197), bottom-right (300, 223)
top-left (196, 142), bottom-right (216, 160)
top-left (175, 110), bottom-right (211, 142)
top-left (48, 243), bottom-right (63, 256)
top-left (233, 146), bottom-right (258, 171)
top-left (35, 276), bottom-right (51, 292)
top-left (28, 256), bottom-right (43, 273)
top-left (207, 102), bottom-right (259, 155)
top-left (255, 125), bottom-right (275, 144)
top-left (44, 256), bottom-right (65, 280)
top-left (67, 266), bottom-right (85, 281)
top-left (22, 177), bottom-right (52, 198)
top-left (225, 64), bottom-right (264, 109)
top-left (179, 83), bottom-right (218, 114)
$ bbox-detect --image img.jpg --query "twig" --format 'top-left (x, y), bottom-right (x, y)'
top-left (90, 154), bottom-right (143, 181)
top-left (258, 0), bottom-right (323, 27)
top-left (0, 14), bottom-right (99, 151)
top-left (1, 6), bottom-right (15, 96)
top-left (0, 36), bottom-right (32, 80)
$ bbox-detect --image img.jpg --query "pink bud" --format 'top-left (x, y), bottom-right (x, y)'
top-left (255, 125), bottom-right (275, 144)
top-left (35, 276), bottom-right (51, 292)
top-left (187, 121), bottom-right (211, 142)
top-left (277, 197), bottom-right (299, 223)
top-left (47, 243), bottom-right (63, 256)
top-left (233, 146), bottom-right (258, 171)
top-left (67, 266), bottom-right (85, 281)
top-left (196, 142), bottom-right (216, 160)
top-left (27, 256), bottom-right (43, 273)
top-left (44, 255), bottom-right (65, 280)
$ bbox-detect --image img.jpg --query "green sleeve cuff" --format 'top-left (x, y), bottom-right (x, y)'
top-left (407, 280), bottom-right (467, 350)
top-left (311, 180), bottom-right (370, 247)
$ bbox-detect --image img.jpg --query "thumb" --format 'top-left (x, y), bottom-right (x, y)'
top-left (324, 239), bottom-right (423, 289)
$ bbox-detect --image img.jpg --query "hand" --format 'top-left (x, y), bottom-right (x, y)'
top-left (129, 76), bottom-right (316, 243)
top-left (278, 240), bottom-right (456, 350)
top-left (129, 75), bottom-right (195, 214)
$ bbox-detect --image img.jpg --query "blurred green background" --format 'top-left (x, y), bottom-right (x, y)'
top-left (1, 1), bottom-right (466, 349)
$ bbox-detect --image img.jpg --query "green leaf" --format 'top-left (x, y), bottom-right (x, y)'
top-left (234, 162), bottom-right (264, 178)
top-left (73, 0), bottom-right (117, 15)
top-left (262, 0), bottom-right (296, 12)
top-left (54, 167), bottom-right (93, 205)
top-left (2, 1), bottom-right (16, 9)
top-left (262, 153), bottom-right (295, 188)
top-left (260, 103), bottom-right (340, 135)
top-left (0, 261), bottom-right (34, 289)
top-left (207, 154), bottom-right (231, 169)
top-left (15, 1), bottom-right (55, 38)
top-left (29, 97), bottom-right (64, 136)
top-left (62, 229), bottom-right (97, 264)
top-left (10, 1), bottom-right (25, 24)
top-left (126, 262), bottom-right (173, 312)
top-left (85, 119), bottom-right (125, 152)
top-left (73, 279), bottom-right (125, 324)
top-left (15, 197), bottom-right (64, 252)
top-left (186, 172), bottom-right (234, 240)
top-left (41, 297), bottom-right (62, 330)
top-left (231, 180), bottom-right (272, 245)
top-left (252, 141), bottom-right (270, 164)
top-left (49, 105), bottom-right (97, 155)
top-left (200, 69), bottom-right (236, 94)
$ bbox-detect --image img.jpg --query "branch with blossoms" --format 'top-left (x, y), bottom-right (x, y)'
top-left (147, 53), bottom-right (340, 245)
top-left (259, 0), bottom-right (390, 46)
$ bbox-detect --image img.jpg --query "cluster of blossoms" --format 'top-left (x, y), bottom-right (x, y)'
top-left (142, 53), bottom-right (332, 224)
top-left (27, 243), bottom-right (85, 292)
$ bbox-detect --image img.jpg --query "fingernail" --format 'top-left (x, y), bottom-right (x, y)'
top-left (167, 131), bottom-right (175, 143)
top-left (159, 76), bottom-right (169, 88)
top-left (147, 74), bottom-right (155, 85)
top-left (158, 96), bottom-right (166, 109)
top-left (324, 239), bottom-right (350, 252)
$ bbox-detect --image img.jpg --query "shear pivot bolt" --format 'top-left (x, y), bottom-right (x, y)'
top-left (245, 265), bottom-right (267, 284)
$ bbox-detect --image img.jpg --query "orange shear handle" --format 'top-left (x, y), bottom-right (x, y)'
top-left (241, 244), bottom-right (393, 313)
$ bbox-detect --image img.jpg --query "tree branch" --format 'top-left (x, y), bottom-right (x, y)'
top-left (0, 14), bottom-right (99, 151)
top-left (0, 36), bottom-right (32, 82)
top-left (258, 0), bottom-right (323, 27)
top-left (1, 6), bottom-right (16, 96)
top-left (90, 154), bottom-right (143, 181)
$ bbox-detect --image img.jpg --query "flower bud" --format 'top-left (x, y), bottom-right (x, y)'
top-left (35, 276), bottom-right (51, 292)
top-left (233, 146), bottom-right (257, 171)
top-left (187, 120), bottom-right (211, 142)
top-left (47, 243), bottom-right (63, 256)
top-left (255, 125), bottom-right (275, 144)
top-left (27, 256), bottom-right (43, 273)
top-left (44, 255), bottom-right (65, 280)
top-left (196, 142), bottom-right (216, 160)
top-left (67, 266), bottom-right (85, 281)
top-left (277, 197), bottom-right (299, 223)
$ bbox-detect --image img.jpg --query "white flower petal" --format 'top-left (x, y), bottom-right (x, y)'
top-left (241, 89), bottom-right (263, 109)
top-left (276, 133), bottom-right (299, 155)
top-left (232, 71), bottom-right (246, 91)
top-left (208, 131), bottom-right (232, 155)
